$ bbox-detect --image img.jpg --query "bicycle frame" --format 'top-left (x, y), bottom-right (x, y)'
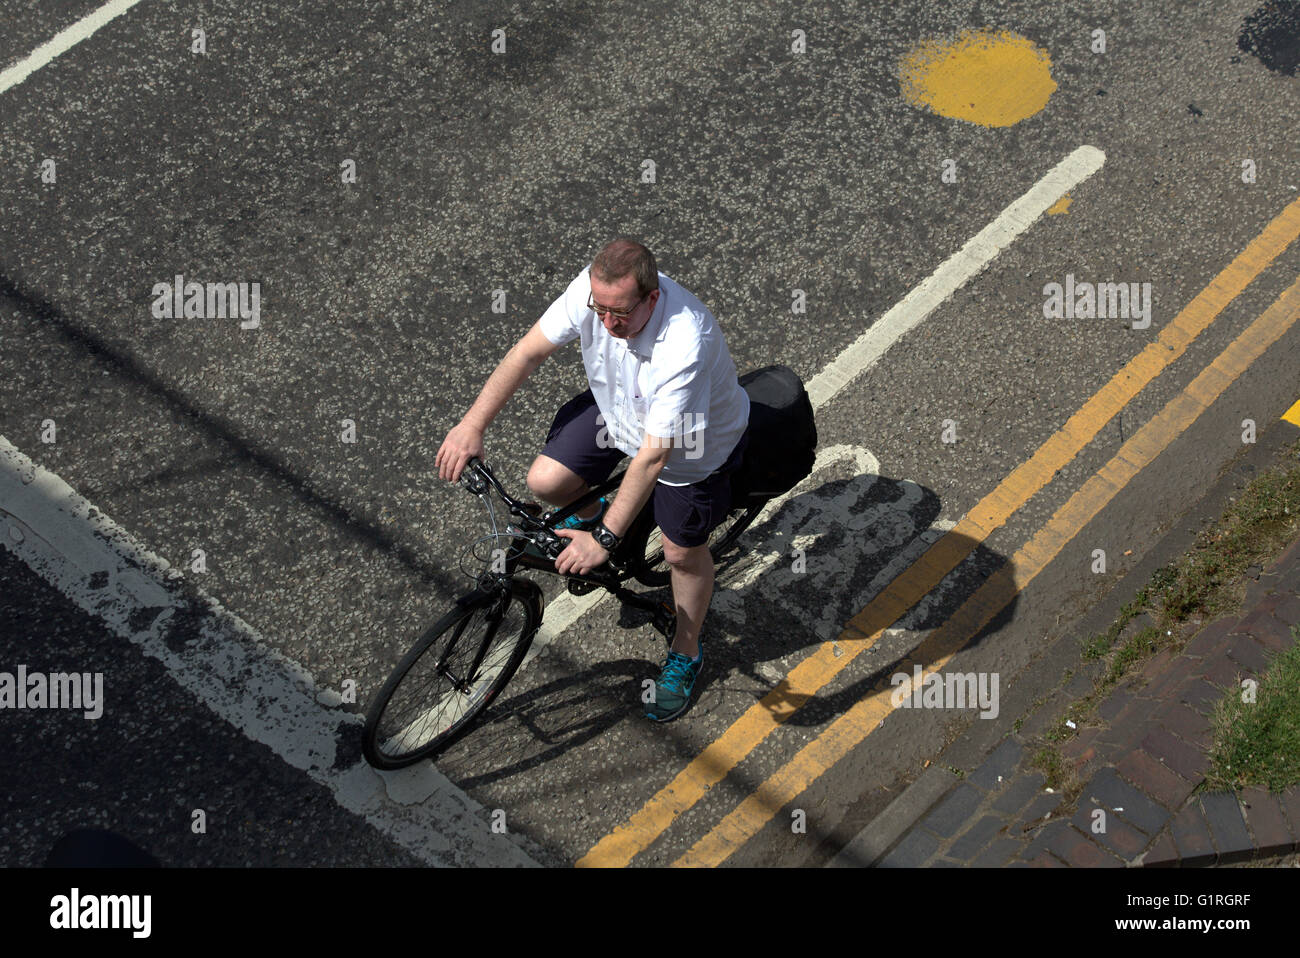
top-left (459, 456), bottom-right (676, 631)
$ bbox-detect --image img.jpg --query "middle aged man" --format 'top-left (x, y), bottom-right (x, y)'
top-left (436, 238), bottom-right (750, 721)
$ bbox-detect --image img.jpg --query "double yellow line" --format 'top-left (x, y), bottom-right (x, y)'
top-left (578, 196), bottom-right (1300, 868)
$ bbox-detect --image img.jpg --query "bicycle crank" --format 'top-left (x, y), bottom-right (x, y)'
top-left (651, 599), bottom-right (676, 643)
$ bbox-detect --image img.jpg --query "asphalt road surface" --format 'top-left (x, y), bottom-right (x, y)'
top-left (1, 0), bottom-right (1298, 868)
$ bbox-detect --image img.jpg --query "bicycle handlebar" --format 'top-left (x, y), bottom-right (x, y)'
top-left (459, 456), bottom-right (642, 574)
top-left (461, 456), bottom-right (548, 532)
top-left (459, 456), bottom-right (573, 563)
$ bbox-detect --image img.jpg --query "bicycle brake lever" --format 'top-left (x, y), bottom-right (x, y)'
top-left (462, 463), bottom-right (488, 494)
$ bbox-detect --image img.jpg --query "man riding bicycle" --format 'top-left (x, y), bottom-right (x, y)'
top-left (435, 238), bottom-right (751, 721)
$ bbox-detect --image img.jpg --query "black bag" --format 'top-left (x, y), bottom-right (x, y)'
top-left (729, 365), bottom-right (818, 502)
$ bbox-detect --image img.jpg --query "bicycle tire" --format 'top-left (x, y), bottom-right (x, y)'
top-left (634, 501), bottom-right (765, 587)
top-left (362, 579), bottom-right (540, 769)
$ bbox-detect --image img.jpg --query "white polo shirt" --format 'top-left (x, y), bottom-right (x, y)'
top-left (538, 265), bottom-right (750, 485)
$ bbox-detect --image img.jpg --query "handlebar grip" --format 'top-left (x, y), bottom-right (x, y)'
top-left (460, 456), bottom-right (489, 493)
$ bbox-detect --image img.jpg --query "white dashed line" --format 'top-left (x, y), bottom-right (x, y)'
top-left (805, 145), bottom-right (1106, 409)
top-left (0, 0), bottom-right (149, 95)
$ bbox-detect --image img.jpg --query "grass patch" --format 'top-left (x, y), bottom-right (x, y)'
top-left (1075, 443), bottom-right (1300, 690)
top-left (1081, 593), bottom-right (1151, 663)
top-left (1104, 626), bottom-right (1162, 686)
top-left (1029, 744), bottom-right (1083, 812)
top-left (1204, 628), bottom-right (1300, 793)
top-left (1153, 463), bottom-right (1300, 623)
top-left (1020, 443), bottom-right (1300, 799)
top-left (1030, 745), bottom-right (1065, 791)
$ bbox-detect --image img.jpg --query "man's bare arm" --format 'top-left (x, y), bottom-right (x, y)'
top-left (462, 322), bottom-right (560, 430)
top-left (599, 436), bottom-right (674, 538)
top-left (436, 321), bottom-right (562, 482)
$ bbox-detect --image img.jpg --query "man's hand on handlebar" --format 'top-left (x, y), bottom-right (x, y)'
top-left (553, 530), bottom-right (610, 576)
top-left (436, 422), bottom-right (486, 483)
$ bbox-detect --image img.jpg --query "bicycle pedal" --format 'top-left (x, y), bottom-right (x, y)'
top-left (651, 600), bottom-right (677, 641)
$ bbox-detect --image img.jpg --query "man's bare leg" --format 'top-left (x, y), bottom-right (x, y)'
top-left (526, 454), bottom-right (603, 519)
top-left (665, 542), bottom-right (713, 659)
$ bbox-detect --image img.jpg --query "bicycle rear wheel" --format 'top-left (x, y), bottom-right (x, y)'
top-left (363, 580), bottom-right (540, 769)
top-left (635, 501), bottom-right (766, 587)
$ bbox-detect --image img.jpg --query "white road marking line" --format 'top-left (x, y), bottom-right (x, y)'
top-left (806, 145), bottom-right (1106, 409)
top-left (521, 146), bottom-right (1105, 661)
top-left (0, 436), bottom-right (540, 867)
top-left (0, 0), bottom-right (150, 95)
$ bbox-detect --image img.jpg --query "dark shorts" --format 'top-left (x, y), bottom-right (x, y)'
top-left (539, 389), bottom-right (750, 548)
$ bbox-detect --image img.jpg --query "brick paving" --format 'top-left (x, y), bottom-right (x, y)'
top-left (870, 532), bottom-right (1300, 867)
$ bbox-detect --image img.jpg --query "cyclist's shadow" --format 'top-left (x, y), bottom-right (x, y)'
top-left (438, 655), bottom-right (670, 791)
top-left (618, 468), bottom-right (1018, 724)
top-left (443, 464), bottom-right (1017, 787)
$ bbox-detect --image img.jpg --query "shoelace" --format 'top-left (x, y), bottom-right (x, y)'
top-left (658, 652), bottom-right (697, 694)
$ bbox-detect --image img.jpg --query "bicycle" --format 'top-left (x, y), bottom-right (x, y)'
top-left (361, 454), bottom-right (767, 769)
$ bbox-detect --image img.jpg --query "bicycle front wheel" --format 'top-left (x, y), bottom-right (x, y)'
top-left (363, 580), bottom-right (540, 769)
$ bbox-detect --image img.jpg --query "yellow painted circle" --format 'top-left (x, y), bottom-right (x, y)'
top-left (899, 29), bottom-right (1056, 127)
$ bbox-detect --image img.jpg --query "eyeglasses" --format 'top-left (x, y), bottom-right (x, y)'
top-left (587, 291), bottom-right (647, 320)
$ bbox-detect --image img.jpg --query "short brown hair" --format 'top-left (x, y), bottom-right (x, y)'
top-left (591, 238), bottom-right (658, 298)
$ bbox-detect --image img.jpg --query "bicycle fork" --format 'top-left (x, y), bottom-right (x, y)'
top-left (440, 587), bottom-right (511, 693)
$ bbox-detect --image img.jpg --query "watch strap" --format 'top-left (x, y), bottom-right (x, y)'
top-left (592, 523), bottom-right (621, 551)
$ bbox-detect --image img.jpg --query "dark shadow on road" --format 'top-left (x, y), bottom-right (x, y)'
top-left (0, 273), bottom-right (466, 607)
top-left (445, 657), bottom-right (661, 792)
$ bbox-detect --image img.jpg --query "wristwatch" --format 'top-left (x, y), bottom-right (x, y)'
top-left (590, 523), bottom-right (621, 553)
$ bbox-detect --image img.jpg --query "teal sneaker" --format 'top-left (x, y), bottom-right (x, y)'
top-left (556, 496), bottom-right (608, 531)
top-left (644, 642), bottom-right (703, 722)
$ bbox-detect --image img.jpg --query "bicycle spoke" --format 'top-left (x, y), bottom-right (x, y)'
top-left (371, 597), bottom-right (528, 761)
top-left (643, 525), bottom-right (664, 563)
